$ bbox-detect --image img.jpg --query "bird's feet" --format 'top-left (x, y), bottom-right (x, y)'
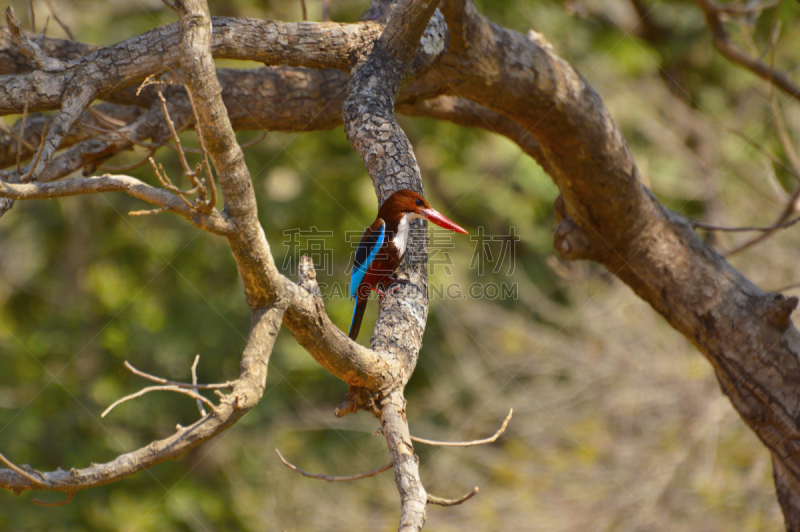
top-left (376, 276), bottom-right (410, 300)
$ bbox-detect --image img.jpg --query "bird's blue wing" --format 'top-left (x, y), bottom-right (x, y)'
top-left (350, 220), bottom-right (385, 298)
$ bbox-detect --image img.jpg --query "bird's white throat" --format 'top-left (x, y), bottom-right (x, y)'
top-left (392, 212), bottom-right (419, 257)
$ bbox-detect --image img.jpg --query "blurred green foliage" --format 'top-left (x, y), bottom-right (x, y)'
top-left (3, 0), bottom-right (800, 530)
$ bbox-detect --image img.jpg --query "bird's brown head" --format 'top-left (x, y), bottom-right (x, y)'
top-left (379, 189), bottom-right (468, 234)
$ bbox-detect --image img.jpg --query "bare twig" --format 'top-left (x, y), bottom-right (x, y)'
top-left (0, 174), bottom-right (237, 235)
top-left (129, 207), bottom-right (167, 216)
top-left (191, 355), bottom-right (207, 416)
top-left (148, 157), bottom-right (196, 210)
top-left (33, 492), bottom-right (74, 507)
top-left (157, 91), bottom-right (195, 178)
top-left (156, 89), bottom-right (217, 213)
top-left (776, 282), bottom-right (800, 292)
top-left (729, 130), bottom-right (800, 183)
top-left (87, 106), bottom-right (130, 129)
top-left (101, 385), bottom-right (217, 418)
top-left (768, 91), bottom-right (800, 181)
top-left (99, 148), bottom-right (158, 172)
top-left (691, 217), bottom-right (800, 233)
top-left (427, 487), bottom-right (479, 506)
top-left (183, 90), bottom-right (217, 213)
top-left (723, 179), bottom-right (800, 255)
top-left (42, 0), bottom-right (74, 40)
top-left (20, 124), bottom-right (48, 183)
top-left (275, 449), bottom-right (392, 482)
top-left (238, 131), bottom-right (268, 150)
top-left (1, 120), bottom-right (36, 155)
top-left (300, 0), bottom-right (307, 20)
top-left (74, 121), bottom-right (120, 138)
top-left (0, 453), bottom-right (78, 505)
top-left (1, 308), bottom-right (284, 496)
top-left (713, 0), bottom-right (778, 15)
top-left (27, 83), bottom-right (99, 182)
top-left (16, 93), bottom-right (29, 174)
top-left (131, 137), bottom-right (202, 154)
top-left (124, 360), bottom-right (234, 390)
top-left (28, 0), bottom-right (35, 32)
top-left (1, 0), bottom-right (294, 500)
top-left (4, 7), bottom-right (66, 71)
top-left (322, 0), bottom-right (331, 21)
top-left (411, 409), bottom-right (513, 447)
top-left (697, 0), bottom-right (800, 101)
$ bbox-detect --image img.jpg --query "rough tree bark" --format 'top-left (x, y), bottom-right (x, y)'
top-left (2, 0), bottom-right (800, 530)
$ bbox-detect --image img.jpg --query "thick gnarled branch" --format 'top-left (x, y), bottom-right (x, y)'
top-left (341, 1), bottom-right (449, 530)
top-left (432, 1), bottom-right (800, 526)
top-left (0, 17), bottom-right (382, 116)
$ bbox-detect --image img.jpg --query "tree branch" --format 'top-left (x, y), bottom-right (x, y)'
top-left (4, 0), bottom-right (800, 526)
top-left (275, 449), bottom-right (393, 482)
top-left (436, 0), bottom-right (800, 525)
top-left (0, 306), bottom-right (284, 496)
top-left (123, 360), bottom-right (234, 390)
top-left (339, 2), bottom-right (452, 529)
top-left (696, 0), bottom-right (800, 101)
top-left (100, 384), bottom-right (218, 418)
top-left (427, 487), bottom-right (479, 506)
top-left (381, 389), bottom-right (427, 532)
top-left (0, 173), bottom-right (237, 235)
top-left (411, 408), bottom-right (512, 447)
top-left (3, 7), bottom-right (65, 72)
top-left (0, 18), bottom-right (383, 116)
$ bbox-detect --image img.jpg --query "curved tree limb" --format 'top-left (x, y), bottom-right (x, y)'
top-left (437, 0), bottom-right (800, 525)
top-left (342, 1), bottom-right (449, 529)
top-left (0, 17), bottom-right (382, 116)
top-left (0, 306), bottom-right (284, 495)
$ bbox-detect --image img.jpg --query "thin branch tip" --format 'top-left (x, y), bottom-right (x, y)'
top-left (275, 449), bottom-right (392, 482)
top-left (412, 408), bottom-right (513, 447)
top-left (123, 360), bottom-right (234, 390)
top-left (427, 486), bottom-right (479, 506)
top-left (33, 491), bottom-right (75, 506)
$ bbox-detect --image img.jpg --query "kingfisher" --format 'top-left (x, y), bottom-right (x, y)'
top-left (348, 189), bottom-right (468, 341)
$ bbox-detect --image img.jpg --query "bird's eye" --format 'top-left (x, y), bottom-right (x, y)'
top-left (415, 199), bottom-right (423, 206)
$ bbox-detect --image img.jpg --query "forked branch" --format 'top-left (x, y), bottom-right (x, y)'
top-left (0, 307), bottom-right (284, 498)
top-left (697, 0), bottom-right (800, 101)
top-left (0, 173), bottom-right (236, 235)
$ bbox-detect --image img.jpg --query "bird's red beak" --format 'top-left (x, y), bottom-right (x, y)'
top-left (420, 208), bottom-right (468, 234)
